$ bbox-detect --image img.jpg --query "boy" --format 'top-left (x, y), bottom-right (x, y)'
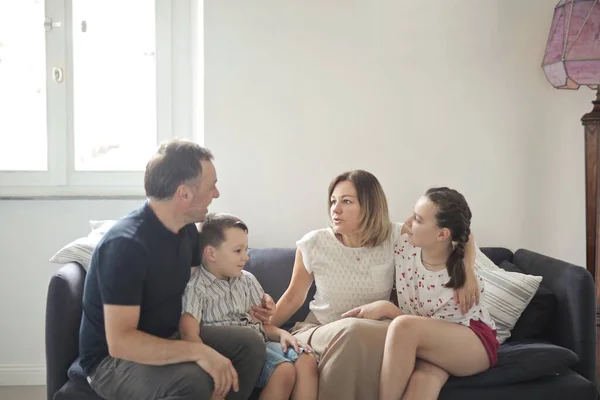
top-left (180, 213), bottom-right (318, 400)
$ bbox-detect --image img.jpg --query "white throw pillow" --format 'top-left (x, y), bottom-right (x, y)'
top-left (49, 220), bottom-right (117, 271)
top-left (89, 220), bottom-right (117, 234)
top-left (476, 248), bottom-right (542, 343)
top-left (49, 236), bottom-right (102, 271)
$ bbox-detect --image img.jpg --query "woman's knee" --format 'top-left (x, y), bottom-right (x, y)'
top-left (336, 319), bottom-right (387, 345)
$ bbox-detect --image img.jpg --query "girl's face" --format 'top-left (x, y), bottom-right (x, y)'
top-left (404, 196), bottom-right (449, 248)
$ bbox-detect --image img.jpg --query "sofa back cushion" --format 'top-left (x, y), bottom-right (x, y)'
top-left (245, 248), bottom-right (315, 330)
top-left (245, 247), bottom-right (513, 330)
top-left (499, 260), bottom-right (556, 341)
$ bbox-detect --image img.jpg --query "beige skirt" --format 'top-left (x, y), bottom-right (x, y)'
top-left (292, 312), bottom-right (392, 400)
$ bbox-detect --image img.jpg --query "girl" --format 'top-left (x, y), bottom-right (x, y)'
top-left (379, 187), bottom-right (498, 399)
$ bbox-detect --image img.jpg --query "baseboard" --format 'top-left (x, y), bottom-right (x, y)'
top-left (0, 365), bottom-right (46, 386)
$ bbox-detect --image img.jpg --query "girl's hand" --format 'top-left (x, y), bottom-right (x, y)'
top-left (341, 300), bottom-right (400, 320)
top-left (453, 273), bottom-right (480, 314)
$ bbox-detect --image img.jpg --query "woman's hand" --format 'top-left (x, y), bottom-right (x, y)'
top-left (453, 272), bottom-right (480, 314)
top-left (341, 300), bottom-right (401, 320)
top-left (250, 294), bottom-right (276, 323)
top-left (279, 329), bottom-right (312, 353)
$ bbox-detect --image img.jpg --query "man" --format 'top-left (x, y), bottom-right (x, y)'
top-left (79, 139), bottom-right (272, 399)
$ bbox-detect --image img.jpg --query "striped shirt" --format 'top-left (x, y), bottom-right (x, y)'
top-left (182, 266), bottom-right (266, 340)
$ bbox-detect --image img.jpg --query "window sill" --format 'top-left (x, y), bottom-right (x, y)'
top-left (0, 186), bottom-right (146, 200)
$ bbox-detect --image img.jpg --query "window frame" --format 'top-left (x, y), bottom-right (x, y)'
top-left (0, 0), bottom-right (201, 198)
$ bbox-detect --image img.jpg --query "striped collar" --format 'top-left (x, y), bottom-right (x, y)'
top-left (198, 265), bottom-right (242, 286)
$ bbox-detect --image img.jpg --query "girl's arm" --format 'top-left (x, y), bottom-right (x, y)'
top-left (454, 233), bottom-right (479, 314)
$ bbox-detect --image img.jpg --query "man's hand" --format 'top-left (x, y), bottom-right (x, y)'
top-left (453, 273), bottom-right (480, 315)
top-left (250, 294), bottom-right (276, 323)
top-left (196, 346), bottom-right (239, 398)
top-left (279, 329), bottom-right (312, 354)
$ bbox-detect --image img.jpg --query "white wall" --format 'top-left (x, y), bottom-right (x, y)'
top-left (0, 200), bottom-right (140, 385)
top-left (204, 0), bottom-right (590, 260)
top-left (0, 0), bottom-right (593, 385)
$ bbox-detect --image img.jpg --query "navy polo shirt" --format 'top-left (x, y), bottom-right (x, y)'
top-left (79, 202), bottom-right (200, 375)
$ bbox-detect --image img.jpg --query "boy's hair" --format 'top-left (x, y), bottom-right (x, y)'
top-left (199, 213), bottom-right (249, 253)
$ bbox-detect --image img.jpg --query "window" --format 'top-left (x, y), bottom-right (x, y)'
top-left (0, 0), bottom-right (47, 172)
top-left (0, 0), bottom-right (202, 197)
top-left (72, 0), bottom-right (157, 172)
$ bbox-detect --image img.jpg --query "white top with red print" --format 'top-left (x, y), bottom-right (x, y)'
top-left (394, 230), bottom-right (496, 331)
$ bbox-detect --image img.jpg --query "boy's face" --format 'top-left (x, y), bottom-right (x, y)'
top-left (209, 227), bottom-right (249, 279)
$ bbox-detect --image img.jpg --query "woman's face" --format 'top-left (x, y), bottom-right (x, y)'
top-left (404, 196), bottom-right (445, 248)
top-left (330, 180), bottom-right (361, 236)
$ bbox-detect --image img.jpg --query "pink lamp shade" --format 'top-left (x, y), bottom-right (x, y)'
top-left (542, 0), bottom-right (600, 90)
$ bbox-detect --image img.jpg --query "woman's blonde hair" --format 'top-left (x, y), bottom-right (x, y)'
top-left (328, 170), bottom-right (391, 248)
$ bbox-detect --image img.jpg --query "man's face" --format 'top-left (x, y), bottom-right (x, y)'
top-left (186, 160), bottom-right (220, 223)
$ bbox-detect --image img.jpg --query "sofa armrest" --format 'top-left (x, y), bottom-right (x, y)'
top-left (45, 263), bottom-right (86, 400)
top-left (513, 249), bottom-right (596, 383)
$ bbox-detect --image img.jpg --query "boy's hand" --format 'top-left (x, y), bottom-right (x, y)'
top-left (196, 346), bottom-right (239, 398)
top-left (279, 329), bottom-right (312, 354)
top-left (250, 294), bottom-right (276, 323)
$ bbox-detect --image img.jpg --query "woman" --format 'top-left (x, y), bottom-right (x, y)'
top-left (259, 170), bottom-right (481, 399)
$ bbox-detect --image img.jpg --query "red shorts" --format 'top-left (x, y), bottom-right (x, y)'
top-left (469, 320), bottom-right (500, 367)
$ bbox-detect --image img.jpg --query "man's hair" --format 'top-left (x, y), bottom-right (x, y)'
top-left (199, 213), bottom-right (249, 252)
top-left (144, 138), bottom-right (213, 200)
top-left (328, 170), bottom-right (391, 247)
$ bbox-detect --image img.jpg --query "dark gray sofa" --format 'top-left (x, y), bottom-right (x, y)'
top-left (46, 247), bottom-right (598, 399)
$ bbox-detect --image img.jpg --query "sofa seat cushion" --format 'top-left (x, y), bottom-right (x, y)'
top-left (440, 368), bottom-right (597, 400)
top-left (445, 340), bottom-right (578, 388)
